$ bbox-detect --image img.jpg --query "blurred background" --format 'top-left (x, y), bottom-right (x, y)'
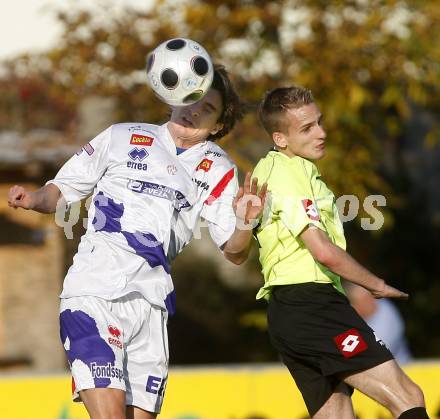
top-left (0, 0), bottom-right (439, 418)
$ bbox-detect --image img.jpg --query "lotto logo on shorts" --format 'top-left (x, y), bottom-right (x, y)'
top-left (333, 328), bottom-right (368, 358)
top-left (130, 134), bottom-right (154, 146)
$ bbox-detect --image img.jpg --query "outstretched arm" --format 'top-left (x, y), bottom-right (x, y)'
top-left (300, 226), bottom-right (408, 299)
top-left (222, 173), bottom-right (267, 265)
top-left (8, 183), bottom-right (63, 214)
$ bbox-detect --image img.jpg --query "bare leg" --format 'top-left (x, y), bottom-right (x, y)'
top-left (80, 388), bottom-right (126, 419)
top-left (340, 360), bottom-right (425, 418)
top-left (312, 382), bottom-right (355, 419)
top-left (126, 406), bottom-right (157, 419)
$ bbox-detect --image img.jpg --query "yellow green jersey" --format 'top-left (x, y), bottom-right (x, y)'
top-left (252, 150), bottom-right (346, 300)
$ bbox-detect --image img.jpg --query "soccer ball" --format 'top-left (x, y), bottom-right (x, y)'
top-left (146, 38), bottom-right (214, 107)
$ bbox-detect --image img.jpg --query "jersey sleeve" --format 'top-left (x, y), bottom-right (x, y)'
top-left (46, 126), bottom-right (112, 205)
top-left (268, 161), bottom-right (326, 238)
top-left (200, 167), bottom-right (238, 248)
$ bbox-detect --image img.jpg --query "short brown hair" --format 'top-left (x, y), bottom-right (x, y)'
top-left (209, 64), bottom-right (246, 141)
top-left (259, 86), bottom-right (314, 136)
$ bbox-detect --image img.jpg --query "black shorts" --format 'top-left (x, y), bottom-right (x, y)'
top-left (267, 282), bottom-right (393, 416)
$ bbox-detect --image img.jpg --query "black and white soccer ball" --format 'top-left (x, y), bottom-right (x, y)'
top-left (146, 38), bottom-right (214, 107)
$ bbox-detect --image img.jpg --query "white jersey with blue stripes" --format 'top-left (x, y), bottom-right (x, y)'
top-left (48, 122), bottom-right (238, 314)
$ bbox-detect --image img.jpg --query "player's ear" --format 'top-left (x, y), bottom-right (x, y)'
top-left (210, 122), bottom-right (223, 136)
top-left (273, 131), bottom-right (287, 148)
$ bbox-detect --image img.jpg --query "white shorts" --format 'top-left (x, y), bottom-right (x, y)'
top-left (59, 292), bottom-right (169, 413)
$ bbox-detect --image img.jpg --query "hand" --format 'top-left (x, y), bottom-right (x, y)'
top-left (233, 172), bottom-right (268, 227)
top-left (369, 281), bottom-right (409, 300)
top-left (8, 185), bottom-right (35, 210)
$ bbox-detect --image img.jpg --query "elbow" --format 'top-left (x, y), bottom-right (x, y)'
top-left (313, 246), bottom-right (334, 267)
top-left (225, 251), bottom-right (248, 265)
top-left (234, 255), bottom-right (248, 265)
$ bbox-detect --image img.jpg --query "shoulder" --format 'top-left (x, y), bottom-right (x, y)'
top-left (253, 151), bottom-right (304, 182)
top-left (254, 152), bottom-right (320, 195)
top-left (109, 122), bottom-right (161, 140)
top-left (196, 143), bottom-right (237, 197)
top-left (203, 142), bottom-right (236, 173)
top-left (99, 123), bottom-right (163, 153)
top-left (253, 151), bottom-right (277, 179)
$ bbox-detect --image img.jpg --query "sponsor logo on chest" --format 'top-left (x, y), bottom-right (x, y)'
top-left (127, 179), bottom-right (191, 211)
top-left (130, 133), bottom-right (154, 146)
top-left (193, 178), bottom-right (209, 191)
top-left (205, 150), bottom-right (223, 158)
top-left (167, 164), bottom-right (178, 175)
top-left (127, 147), bottom-right (148, 171)
top-left (197, 158), bottom-right (213, 172)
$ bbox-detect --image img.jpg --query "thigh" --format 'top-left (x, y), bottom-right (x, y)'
top-left (59, 297), bottom-right (126, 402)
top-left (126, 405), bottom-right (157, 419)
top-left (122, 297), bottom-right (169, 415)
top-left (282, 355), bottom-right (349, 417)
top-left (340, 359), bottom-right (425, 416)
top-left (80, 388), bottom-right (126, 419)
top-left (312, 382), bottom-right (355, 419)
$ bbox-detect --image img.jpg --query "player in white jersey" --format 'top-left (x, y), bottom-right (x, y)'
top-left (8, 65), bottom-right (266, 419)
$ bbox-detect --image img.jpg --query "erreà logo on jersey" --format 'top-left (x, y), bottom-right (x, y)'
top-left (302, 198), bottom-right (320, 221)
top-left (197, 158), bottom-right (213, 172)
top-left (130, 134), bottom-right (154, 146)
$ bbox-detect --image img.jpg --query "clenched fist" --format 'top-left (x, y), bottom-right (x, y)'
top-left (8, 185), bottom-right (35, 210)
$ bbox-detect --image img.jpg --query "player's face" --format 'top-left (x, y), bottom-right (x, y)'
top-left (274, 103), bottom-right (326, 161)
top-left (168, 89), bottom-right (224, 145)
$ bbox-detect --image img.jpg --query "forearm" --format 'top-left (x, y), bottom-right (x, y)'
top-left (323, 244), bottom-right (385, 292)
top-left (222, 225), bottom-right (254, 265)
top-left (30, 184), bottom-right (63, 214)
top-left (301, 227), bottom-right (385, 293)
top-left (301, 227), bottom-right (407, 299)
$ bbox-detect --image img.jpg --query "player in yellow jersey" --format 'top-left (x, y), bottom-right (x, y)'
top-left (252, 86), bottom-right (428, 419)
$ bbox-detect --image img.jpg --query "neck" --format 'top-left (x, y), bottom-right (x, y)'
top-left (277, 147), bottom-right (296, 158)
top-left (167, 121), bottom-right (204, 149)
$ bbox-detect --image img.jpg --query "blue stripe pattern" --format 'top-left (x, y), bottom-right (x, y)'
top-left (91, 191), bottom-right (174, 313)
top-left (121, 231), bottom-right (170, 274)
top-left (164, 290), bottom-right (176, 316)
